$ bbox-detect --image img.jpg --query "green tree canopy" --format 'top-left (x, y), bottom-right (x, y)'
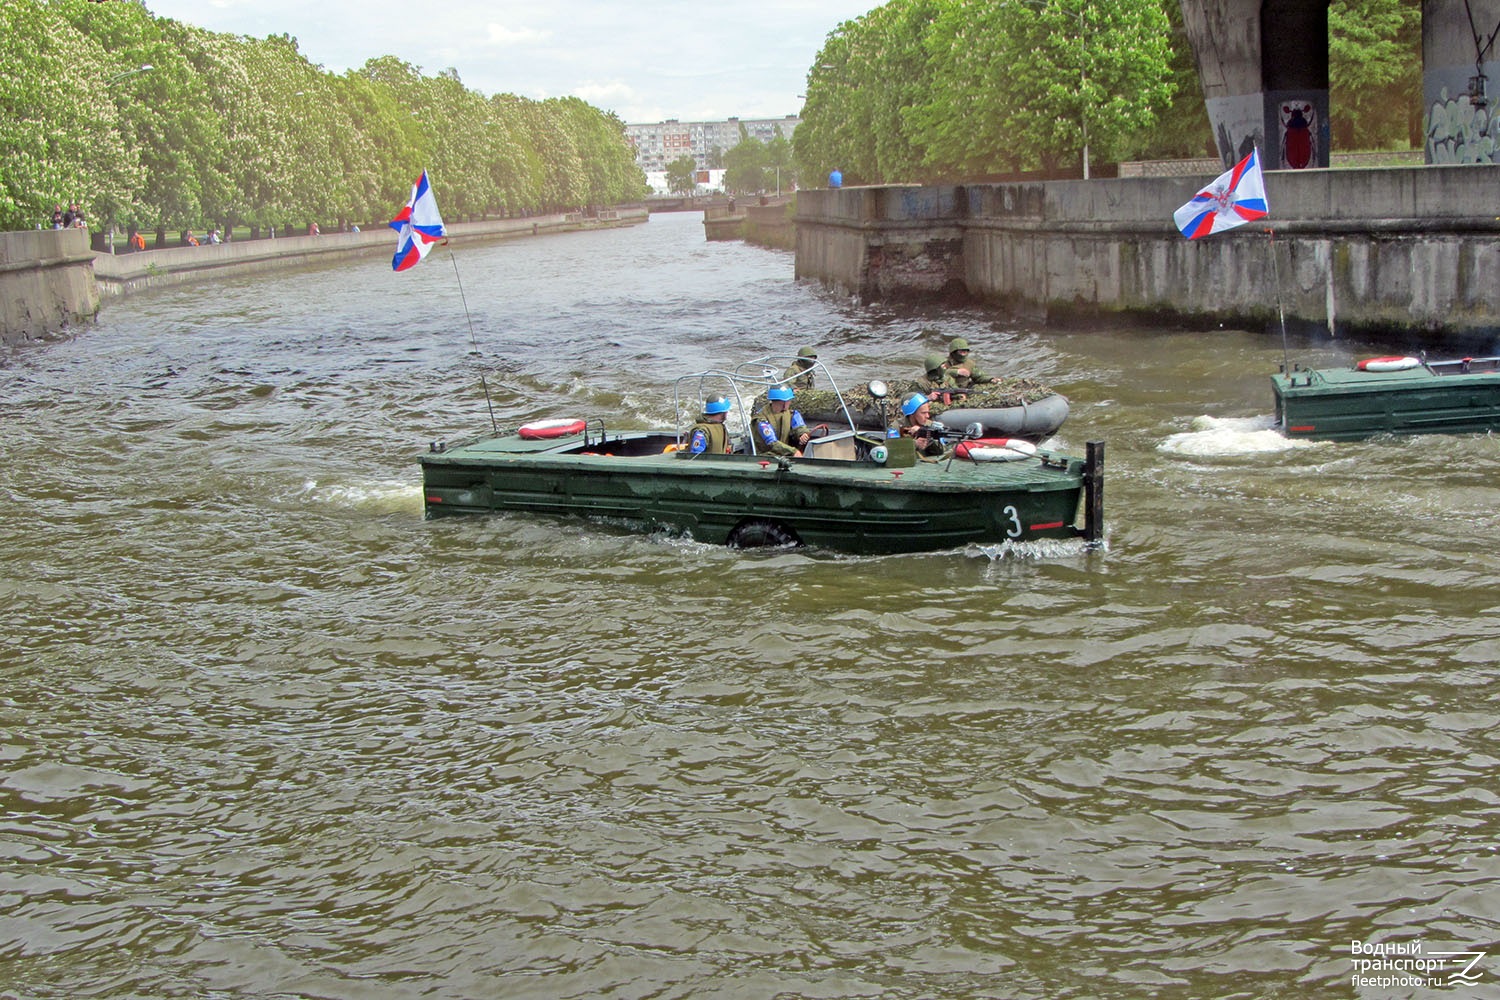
top-left (665, 155), bottom-right (698, 196)
top-left (797, 0), bottom-right (1179, 183)
top-left (0, 0), bottom-right (647, 233)
top-left (1330, 0), bottom-right (1422, 149)
top-left (723, 124), bottom-right (767, 194)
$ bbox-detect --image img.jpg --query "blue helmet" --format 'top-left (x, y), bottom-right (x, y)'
top-left (767, 385), bottom-right (795, 402)
top-left (901, 392), bottom-right (928, 417)
top-left (703, 395), bottom-right (731, 415)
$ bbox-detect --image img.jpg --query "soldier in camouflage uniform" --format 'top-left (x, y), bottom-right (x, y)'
top-left (943, 337), bottom-right (995, 388)
top-left (783, 346), bottom-right (818, 389)
top-left (922, 352), bottom-right (961, 400)
top-left (753, 385), bottom-right (810, 457)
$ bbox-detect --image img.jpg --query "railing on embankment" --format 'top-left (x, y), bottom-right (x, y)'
top-left (793, 167), bottom-right (1500, 348)
top-left (0, 209), bottom-right (649, 349)
top-left (91, 209), bottom-right (649, 298)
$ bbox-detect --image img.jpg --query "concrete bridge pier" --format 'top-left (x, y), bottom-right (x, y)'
top-left (1179, 0), bottom-right (1500, 168)
top-left (1179, 0), bottom-right (1331, 169)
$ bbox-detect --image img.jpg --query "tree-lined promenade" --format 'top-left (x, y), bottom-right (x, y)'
top-left (791, 0), bottom-right (1420, 186)
top-left (0, 0), bottom-right (647, 246)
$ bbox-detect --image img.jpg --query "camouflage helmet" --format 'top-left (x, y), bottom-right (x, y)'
top-left (703, 395), bottom-right (731, 415)
top-left (948, 337), bottom-right (970, 353)
top-left (924, 352), bottom-right (947, 374)
top-left (797, 346), bottom-right (817, 358)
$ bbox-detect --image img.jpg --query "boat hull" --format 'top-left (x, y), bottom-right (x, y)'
top-left (420, 431), bottom-right (1099, 555)
top-left (1272, 358), bottom-right (1500, 440)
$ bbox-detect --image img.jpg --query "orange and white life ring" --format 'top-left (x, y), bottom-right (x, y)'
top-left (956, 437), bottom-right (1038, 462)
top-left (1355, 356), bottom-right (1421, 372)
top-left (517, 418), bottom-right (586, 440)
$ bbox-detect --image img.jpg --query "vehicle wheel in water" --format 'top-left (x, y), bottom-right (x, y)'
top-left (727, 519), bottom-right (801, 549)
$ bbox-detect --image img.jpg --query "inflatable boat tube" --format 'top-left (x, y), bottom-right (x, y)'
top-left (937, 393), bottom-right (1070, 441)
top-left (795, 390), bottom-right (1069, 444)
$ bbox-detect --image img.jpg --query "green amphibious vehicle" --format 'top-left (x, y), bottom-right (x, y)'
top-left (420, 358), bottom-right (1104, 555)
top-left (1272, 354), bottom-right (1500, 441)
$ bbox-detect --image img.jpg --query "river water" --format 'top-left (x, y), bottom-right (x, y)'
top-left (3, 211), bottom-right (1498, 1000)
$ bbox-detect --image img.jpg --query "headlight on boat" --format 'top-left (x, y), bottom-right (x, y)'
top-left (870, 445), bottom-right (888, 464)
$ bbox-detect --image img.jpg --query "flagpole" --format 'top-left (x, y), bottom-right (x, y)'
top-left (447, 244), bottom-right (499, 435)
top-left (447, 244), bottom-right (481, 355)
top-left (1266, 226), bottom-right (1291, 382)
top-left (390, 169), bottom-right (496, 434)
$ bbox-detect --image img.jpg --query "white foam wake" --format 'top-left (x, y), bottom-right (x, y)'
top-left (1159, 414), bottom-right (1318, 457)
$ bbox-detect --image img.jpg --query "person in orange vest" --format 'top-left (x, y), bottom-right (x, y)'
top-left (130, 231), bottom-right (146, 251)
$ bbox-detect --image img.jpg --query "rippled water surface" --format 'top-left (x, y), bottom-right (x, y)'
top-left (3, 212), bottom-right (1499, 999)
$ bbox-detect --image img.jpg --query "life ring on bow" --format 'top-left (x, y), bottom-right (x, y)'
top-left (955, 437), bottom-right (1038, 462)
top-left (1355, 356), bottom-right (1421, 372)
top-left (517, 418), bottom-right (586, 439)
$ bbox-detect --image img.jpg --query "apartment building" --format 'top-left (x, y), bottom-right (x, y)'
top-left (624, 115), bottom-right (801, 172)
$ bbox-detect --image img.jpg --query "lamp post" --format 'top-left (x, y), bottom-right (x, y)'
top-left (107, 64), bottom-right (153, 85)
top-left (103, 65), bottom-right (154, 252)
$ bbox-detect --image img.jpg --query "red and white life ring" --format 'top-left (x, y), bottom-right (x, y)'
top-left (1355, 356), bottom-right (1421, 372)
top-left (517, 418), bottom-right (586, 440)
top-left (956, 437), bottom-right (1038, 462)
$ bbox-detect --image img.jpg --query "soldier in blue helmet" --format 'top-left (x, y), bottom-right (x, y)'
top-left (899, 391), bottom-right (945, 456)
top-left (689, 395), bottom-right (733, 454)
top-left (754, 385), bottom-right (810, 457)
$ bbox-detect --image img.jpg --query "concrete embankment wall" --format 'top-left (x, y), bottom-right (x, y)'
top-left (3, 209), bottom-right (647, 349)
top-left (794, 168), bottom-right (1500, 348)
top-left (0, 228), bottom-right (98, 347)
top-left (702, 199), bottom-right (796, 249)
top-left (92, 208), bottom-right (649, 298)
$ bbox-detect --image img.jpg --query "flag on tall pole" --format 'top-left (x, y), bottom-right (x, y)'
top-left (389, 169), bottom-right (447, 271)
top-left (1172, 148), bottom-right (1269, 240)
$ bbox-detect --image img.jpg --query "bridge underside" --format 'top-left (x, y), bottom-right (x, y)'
top-left (1179, 0), bottom-right (1500, 167)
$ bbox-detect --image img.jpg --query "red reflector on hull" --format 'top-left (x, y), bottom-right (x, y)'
top-left (1029, 521), bottom-right (1064, 530)
top-left (426, 496), bottom-right (443, 503)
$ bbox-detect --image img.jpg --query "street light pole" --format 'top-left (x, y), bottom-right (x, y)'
top-left (106, 64), bottom-right (153, 85)
top-left (1080, 54), bottom-right (1090, 179)
top-left (103, 65), bottom-right (154, 252)
top-left (1018, 1), bottom-right (1089, 179)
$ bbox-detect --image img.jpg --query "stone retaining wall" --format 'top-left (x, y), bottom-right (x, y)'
top-left (0, 228), bottom-right (97, 348)
top-left (794, 167), bottom-right (1500, 348)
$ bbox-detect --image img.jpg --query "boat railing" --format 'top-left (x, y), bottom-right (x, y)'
top-left (1426, 355), bottom-right (1500, 376)
top-left (673, 358), bottom-right (863, 456)
top-left (671, 369), bottom-right (763, 453)
top-left (582, 416), bottom-right (608, 447)
top-left (734, 356), bottom-right (863, 437)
